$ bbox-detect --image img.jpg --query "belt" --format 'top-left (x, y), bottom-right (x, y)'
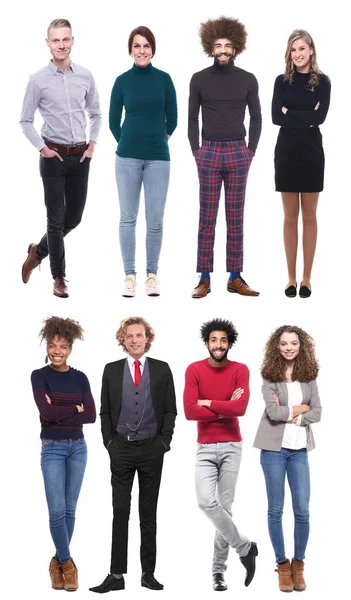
top-left (45, 140), bottom-right (89, 155)
top-left (117, 433), bottom-right (157, 443)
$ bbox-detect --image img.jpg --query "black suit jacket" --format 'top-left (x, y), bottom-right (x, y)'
top-left (100, 357), bottom-right (177, 451)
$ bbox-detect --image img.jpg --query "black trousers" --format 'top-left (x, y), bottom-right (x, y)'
top-left (109, 434), bottom-right (165, 574)
top-left (36, 153), bottom-right (91, 278)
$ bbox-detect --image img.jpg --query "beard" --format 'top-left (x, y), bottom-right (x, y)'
top-left (214, 53), bottom-right (234, 67)
top-left (208, 348), bottom-right (229, 363)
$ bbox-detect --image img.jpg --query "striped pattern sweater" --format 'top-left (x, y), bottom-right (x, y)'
top-left (31, 366), bottom-right (96, 440)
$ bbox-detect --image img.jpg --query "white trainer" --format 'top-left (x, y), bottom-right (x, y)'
top-left (122, 274), bottom-right (136, 297)
top-left (145, 273), bottom-right (160, 296)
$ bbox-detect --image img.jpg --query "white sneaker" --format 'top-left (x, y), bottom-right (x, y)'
top-left (122, 274), bottom-right (136, 297)
top-left (145, 273), bottom-right (160, 296)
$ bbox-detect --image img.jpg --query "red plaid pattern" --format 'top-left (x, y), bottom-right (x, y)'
top-left (195, 140), bottom-right (252, 272)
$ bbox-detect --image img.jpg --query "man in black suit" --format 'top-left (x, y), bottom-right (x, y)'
top-left (90, 317), bottom-right (177, 593)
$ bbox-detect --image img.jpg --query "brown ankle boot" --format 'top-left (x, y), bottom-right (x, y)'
top-left (61, 558), bottom-right (78, 591)
top-left (49, 557), bottom-right (64, 590)
top-left (53, 276), bottom-right (69, 298)
top-left (275, 559), bottom-right (293, 592)
top-left (291, 559), bottom-right (306, 591)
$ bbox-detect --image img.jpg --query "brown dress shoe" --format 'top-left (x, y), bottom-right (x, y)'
top-left (61, 558), bottom-right (78, 591)
top-left (49, 557), bottom-right (64, 590)
top-left (275, 560), bottom-right (293, 592)
top-left (291, 559), bottom-right (306, 591)
top-left (192, 278), bottom-right (211, 298)
top-left (22, 243), bottom-right (41, 283)
top-left (227, 276), bottom-right (259, 296)
top-left (53, 277), bottom-right (69, 298)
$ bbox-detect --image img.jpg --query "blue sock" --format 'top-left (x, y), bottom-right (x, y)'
top-left (229, 271), bottom-right (241, 281)
top-left (201, 272), bottom-right (210, 279)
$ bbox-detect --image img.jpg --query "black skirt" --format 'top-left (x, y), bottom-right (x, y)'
top-left (274, 127), bottom-right (325, 192)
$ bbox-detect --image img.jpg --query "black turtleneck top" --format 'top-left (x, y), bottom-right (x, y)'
top-left (188, 62), bottom-right (262, 154)
top-left (271, 72), bottom-right (331, 129)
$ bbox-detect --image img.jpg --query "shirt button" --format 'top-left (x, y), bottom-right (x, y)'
top-left (135, 392), bottom-right (139, 395)
top-left (135, 421), bottom-right (138, 424)
top-left (135, 412), bottom-right (138, 415)
top-left (135, 402), bottom-right (139, 405)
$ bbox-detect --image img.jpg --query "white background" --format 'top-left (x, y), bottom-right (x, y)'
top-left (2, 1), bottom-right (349, 598)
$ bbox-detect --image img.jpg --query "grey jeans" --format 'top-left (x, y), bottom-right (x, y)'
top-left (195, 441), bottom-right (250, 573)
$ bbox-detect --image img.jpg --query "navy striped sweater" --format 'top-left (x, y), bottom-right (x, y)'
top-left (31, 366), bottom-right (96, 440)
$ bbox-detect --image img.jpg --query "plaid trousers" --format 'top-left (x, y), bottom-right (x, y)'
top-left (195, 140), bottom-right (253, 272)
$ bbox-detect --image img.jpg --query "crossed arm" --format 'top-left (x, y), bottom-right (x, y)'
top-left (262, 379), bottom-right (321, 425)
top-left (183, 364), bottom-right (250, 420)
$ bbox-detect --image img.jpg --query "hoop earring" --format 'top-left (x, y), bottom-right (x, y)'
top-left (45, 355), bottom-right (48, 364)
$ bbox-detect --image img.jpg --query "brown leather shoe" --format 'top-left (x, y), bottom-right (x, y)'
top-left (22, 243), bottom-right (41, 283)
top-left (275, 560), bottom-right (293, 592)
top-left (291, 559), bottom-right (306, 591)
top-left (227, 276), bottom-right (259, 296)
top-left (53, 277), bottom-right (69, 298)
top-left (192, 278), bottom-right (211, 299)
top-left (61, 558), bottom-right (78, 591)
top-left (49, 557), bottom-right (64, 590)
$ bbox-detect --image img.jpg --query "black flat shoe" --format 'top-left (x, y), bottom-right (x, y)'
top-left (141, 573), bottom-right (164, 590)
top-left (213, 573), bottom-right (228, 591)
top-left (89, 574), bottom-right (125, 593)
top-left (240, 542), bottom-right (258, 587)
top-left (299, 284), bottom-right (311, 298)
top-left (285, 283), bottom-right (297, 298)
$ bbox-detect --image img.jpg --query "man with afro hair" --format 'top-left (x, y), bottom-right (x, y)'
top-left (189, 16), bottom-right (261, 299)
top-left (183, 318), bottom-right (258, 590)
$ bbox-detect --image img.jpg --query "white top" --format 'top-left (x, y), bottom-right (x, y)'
top-left (281, 381), bottom-right (307, 450)
top-left (127, 354), bottom-right (146, 382)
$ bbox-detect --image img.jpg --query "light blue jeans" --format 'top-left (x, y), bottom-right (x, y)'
top-left (260, 448), bottom-right (310, 563)
top-left (195, 441), bottom-right (250, 573)
top-left (115, 155), bottom-right (170, 275)
top-left (41, 439), bottom-right (87, 564)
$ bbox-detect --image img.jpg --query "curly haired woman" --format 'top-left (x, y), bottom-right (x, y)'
top-left (272, 30), bottom-right (331, 298)
top-left (31, 317), bottom-right (96, 591)
top-left (253, 325), bottom-right (322, 592)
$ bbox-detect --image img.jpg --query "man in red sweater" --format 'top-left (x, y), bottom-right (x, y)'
top-left (183, 318), bottom-right (258, 591)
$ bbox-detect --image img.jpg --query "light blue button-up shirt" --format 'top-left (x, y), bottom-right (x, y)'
top-left (20, 60), bottom-right (102, 151)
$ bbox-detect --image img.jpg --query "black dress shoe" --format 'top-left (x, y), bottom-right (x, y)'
top-left (89, 574), bottom-right (125, 593)
top-left (141, 573), bottom-right (164, 590)
top-left (299, 284), bottom-right (311, 298)
top-left (240, 542), bottom-right (258, 587)
top-left (213, 573), bottom-right (228, 591)
top-left (285, 283), bottom-right (297, 298)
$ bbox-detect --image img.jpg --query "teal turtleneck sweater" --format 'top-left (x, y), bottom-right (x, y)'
top-left (109, 63), bottom-right (177, 160)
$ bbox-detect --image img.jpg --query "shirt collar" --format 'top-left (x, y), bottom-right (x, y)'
top-left (48, 60), bottom-right (74, 74)
top-left (127, 354), bottom-right (147, 369)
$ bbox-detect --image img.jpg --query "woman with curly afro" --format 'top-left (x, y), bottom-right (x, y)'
top-left (272, 30), bottom-right (331, 298)
top-left (253, 325), bottom-right (321, 592)
top-left (31, 316), bottom-right (96, 591)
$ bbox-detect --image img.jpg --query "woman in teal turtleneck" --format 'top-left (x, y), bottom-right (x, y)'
top-left (109, 26), bottom-right (177, 298)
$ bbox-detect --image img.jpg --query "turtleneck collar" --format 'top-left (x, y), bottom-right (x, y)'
top-left (132, 62), bottom-right (153, 74)
top-left (211, 59), bottom-right (235, 74)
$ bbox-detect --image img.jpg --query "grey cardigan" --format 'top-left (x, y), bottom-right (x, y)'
top-left (253, 378), bottom-right (322, 452)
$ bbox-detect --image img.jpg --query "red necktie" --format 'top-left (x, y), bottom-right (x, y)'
top-left (134, 360), bottom-right (141, 387)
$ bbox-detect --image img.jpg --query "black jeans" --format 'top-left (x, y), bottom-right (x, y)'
top-left (37, 153), bottom-right (91, 278)
top-left (109, 434), bottom-right (165, 574)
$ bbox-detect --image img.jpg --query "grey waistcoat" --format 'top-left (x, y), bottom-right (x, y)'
top-left (116, 359), bottom-right (157, 439)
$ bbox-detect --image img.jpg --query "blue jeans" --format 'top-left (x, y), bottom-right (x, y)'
top-left (41, 439), bottom-right (87, 564)
top-left (115, 155), bottom-right (170, 275)
top-left (260, 448), bottom-right (310, 563)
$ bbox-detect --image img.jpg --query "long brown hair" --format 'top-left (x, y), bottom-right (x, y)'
top-left (284, 29), bottom-right (323, 89)
top-left (261, 325), bottom-right (319, 382)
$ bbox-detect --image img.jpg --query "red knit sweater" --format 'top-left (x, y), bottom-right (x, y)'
top-left (183, 359), bottom-right (250, 443)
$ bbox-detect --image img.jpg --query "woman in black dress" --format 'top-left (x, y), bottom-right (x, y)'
top-left (272, 30), bottom-right (331, 298)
